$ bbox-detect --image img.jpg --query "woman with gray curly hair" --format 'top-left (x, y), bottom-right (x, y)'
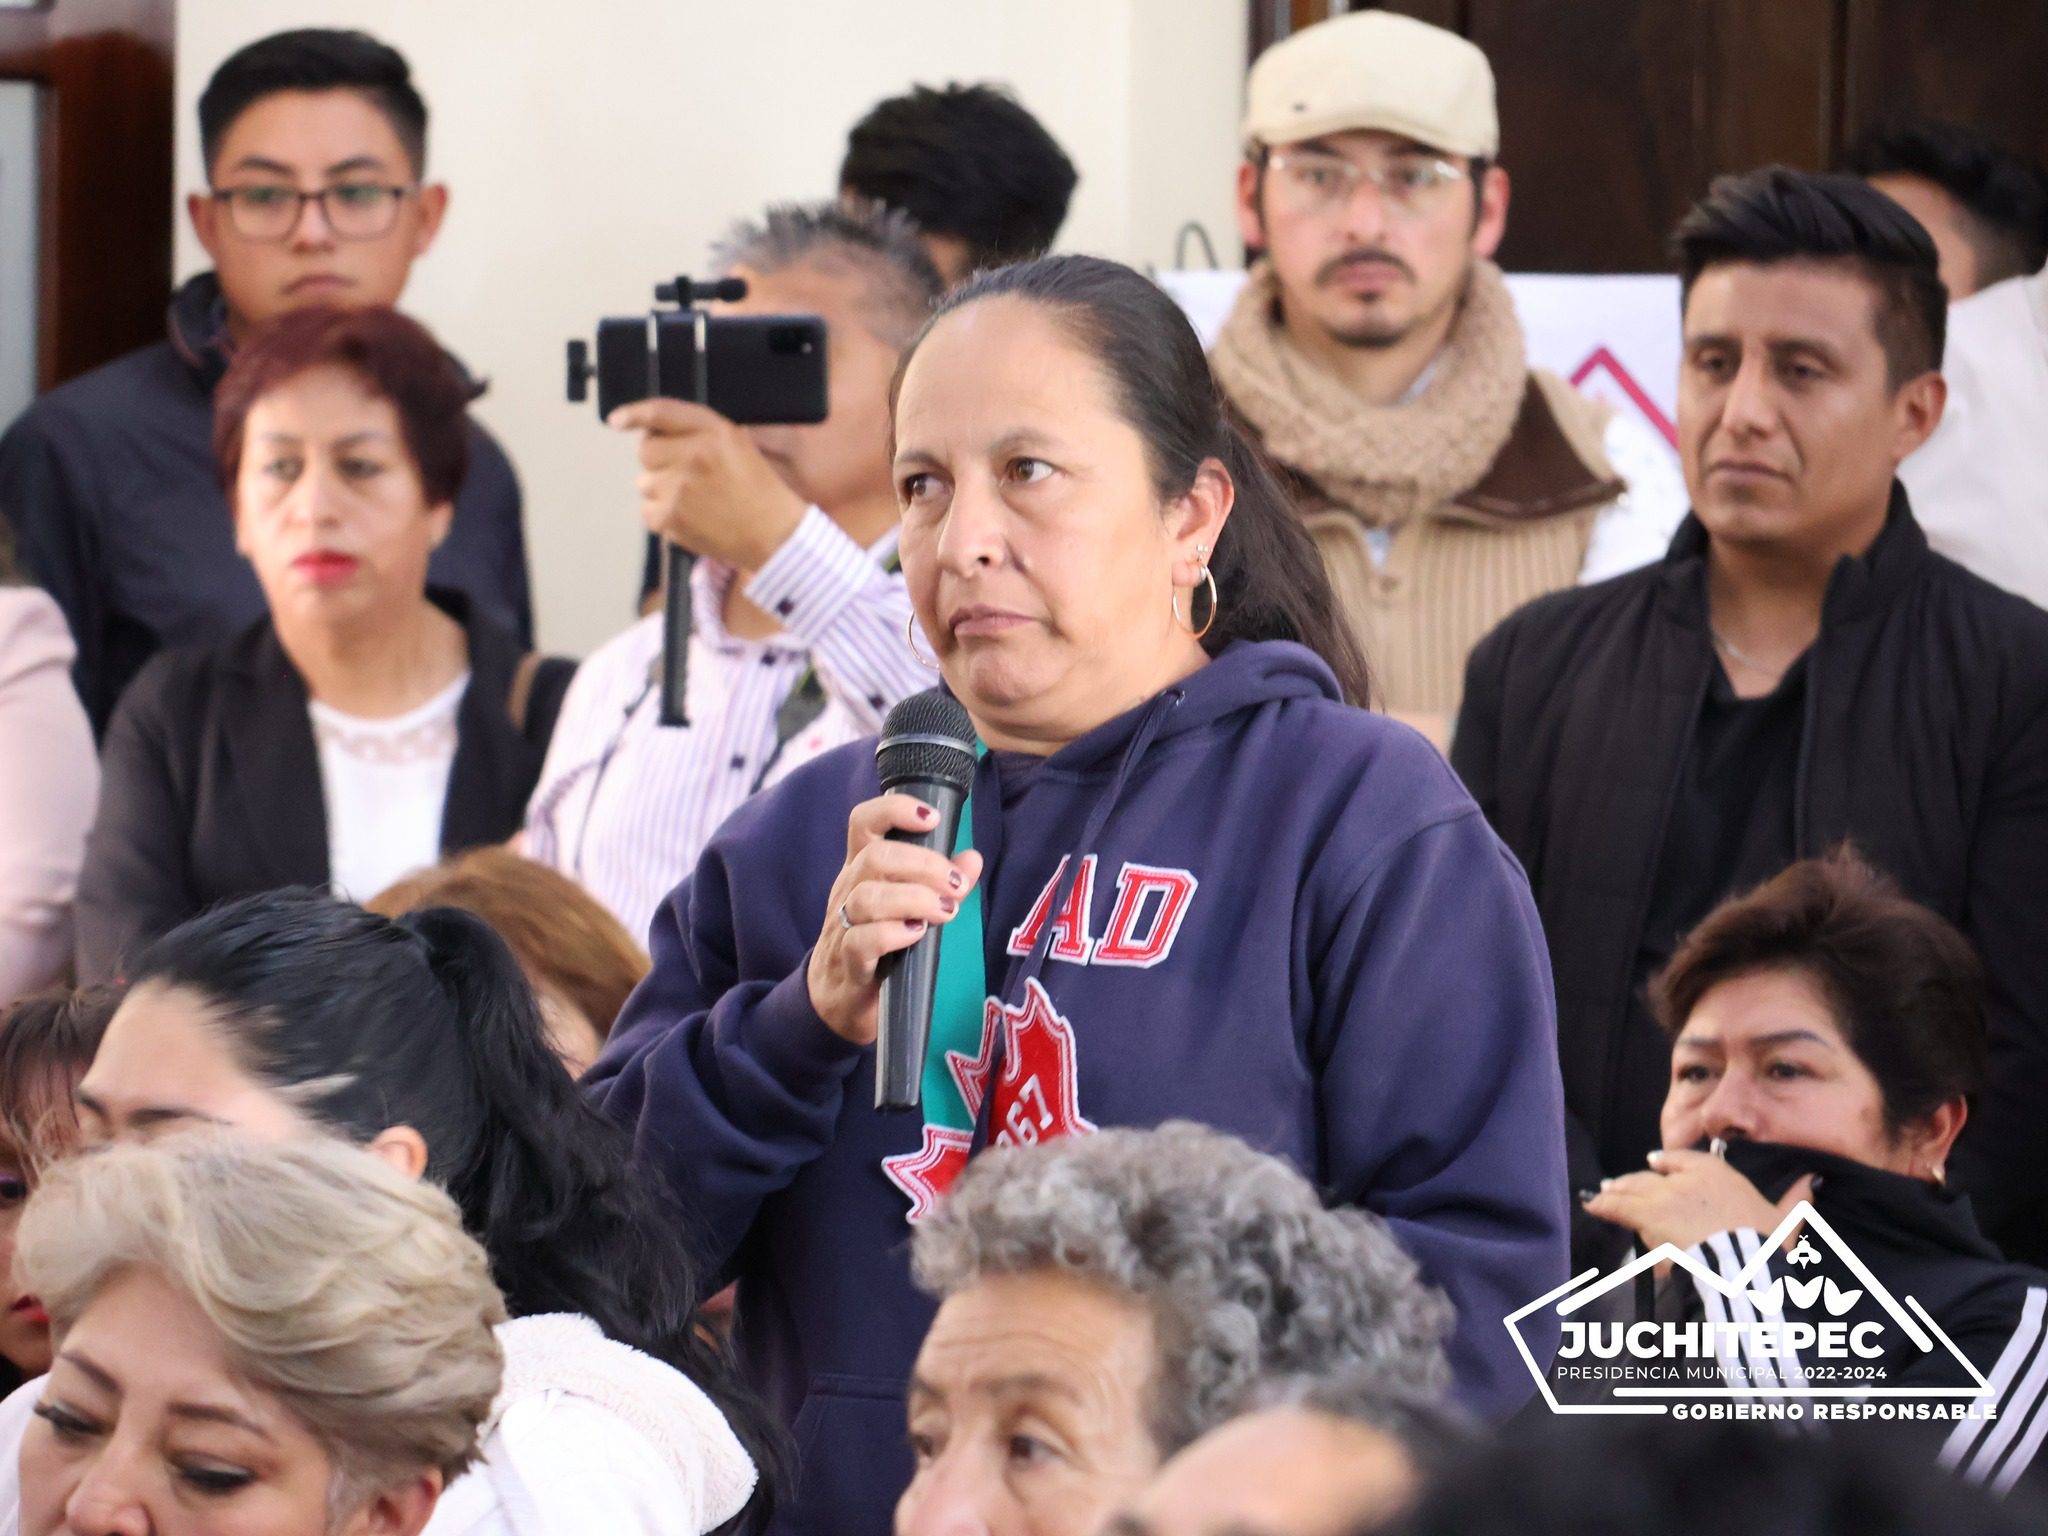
top-left (9, 1132), bottom-right (503, 1536)
top-left (897, 1121), bottom-right (1451, 1536)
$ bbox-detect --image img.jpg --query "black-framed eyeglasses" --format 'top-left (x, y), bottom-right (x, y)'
top-left (210, 182), bottom-right (417, 242)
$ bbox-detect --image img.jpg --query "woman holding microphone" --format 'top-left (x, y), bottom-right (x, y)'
top-left (589, 255), bottom-right (1568, 1533)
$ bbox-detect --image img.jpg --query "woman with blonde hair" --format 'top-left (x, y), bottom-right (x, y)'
top-left (11, 1132), bottom-right (503, 1535)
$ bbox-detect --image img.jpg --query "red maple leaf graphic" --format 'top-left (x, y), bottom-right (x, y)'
top-left (881, 1125), bottom-right (973, 1225)
top-left (945, 1001), bottom-right (1004, 1123)
top-left (884, 982), bottom-right (1097, 1223)
top-left (991, 979), bottom-right (1097, 1149)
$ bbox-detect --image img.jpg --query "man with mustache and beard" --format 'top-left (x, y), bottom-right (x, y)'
top-left (1212, 11), bottom-right (1685, 748)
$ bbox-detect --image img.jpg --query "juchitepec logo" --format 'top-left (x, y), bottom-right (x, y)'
top-left (1508, 1202), bottom-right (1997, 1424)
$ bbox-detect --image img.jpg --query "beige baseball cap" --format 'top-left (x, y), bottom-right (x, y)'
top-left (1242, 10), bottom-right (1499, 160)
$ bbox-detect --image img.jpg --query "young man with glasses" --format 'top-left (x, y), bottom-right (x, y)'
top-left (1211, 10), bottom-right (1686, 747)
top-left (0, 29), bottom-right (529, 733)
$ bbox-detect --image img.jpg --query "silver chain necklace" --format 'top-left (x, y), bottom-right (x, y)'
top-left (1710, 627), bottom-right (1782, 677)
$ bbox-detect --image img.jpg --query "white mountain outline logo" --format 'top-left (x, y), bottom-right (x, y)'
top-left (1505, 1200), bottom-right (1995, 1416)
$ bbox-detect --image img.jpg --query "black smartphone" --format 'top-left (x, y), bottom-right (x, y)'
top-left (589, 313), bottom-right (828, 423)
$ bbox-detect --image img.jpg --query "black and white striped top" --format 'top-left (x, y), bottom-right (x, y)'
top-left (1668, 1142), bottom-right (2048, 1500)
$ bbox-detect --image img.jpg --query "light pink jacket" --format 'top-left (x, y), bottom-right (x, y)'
top-left (0, 588), bottom-right (97, 1000)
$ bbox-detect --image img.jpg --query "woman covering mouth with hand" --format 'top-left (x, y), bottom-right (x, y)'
top-left (72, 305), bottom-right (571, 983)
top-left (1582, 851), bottom-right (2048, 1499)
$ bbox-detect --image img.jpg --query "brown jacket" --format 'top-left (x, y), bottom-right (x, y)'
top-left (1249, 370), bottom-right (1623, 715)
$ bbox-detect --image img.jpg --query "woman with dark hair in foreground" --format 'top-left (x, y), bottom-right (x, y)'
top-left (3, 888), bottom-right (777, 1533)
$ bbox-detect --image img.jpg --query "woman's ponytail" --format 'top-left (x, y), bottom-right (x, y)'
top-left (401, 906), bottom-right (600, 1312)
top-left (1207, 422), bottom-right (1373, 706)
top-left (403, 905), bottom-right (786, 1527)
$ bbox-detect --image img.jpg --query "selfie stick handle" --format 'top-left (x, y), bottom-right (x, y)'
top-left (657, 307), bottom-right (713, 727)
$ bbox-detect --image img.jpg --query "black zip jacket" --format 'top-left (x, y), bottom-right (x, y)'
top-left (0, 273), bottom-right (532, 735)
top-left (1454, 488), bottom-right (2048, 1269)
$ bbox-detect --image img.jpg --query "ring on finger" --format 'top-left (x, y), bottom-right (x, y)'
top-left (838, 901), bottom-right (855, 931)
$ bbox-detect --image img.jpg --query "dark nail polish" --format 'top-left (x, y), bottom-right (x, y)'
top-left (941, 899), bottom-right (958, 915)
top-left (916, 804), bottom-right (935, 822)
top-left (948, 871), bottom-right (963, 890)
top-left (907, 919), bottom-right (926, 932)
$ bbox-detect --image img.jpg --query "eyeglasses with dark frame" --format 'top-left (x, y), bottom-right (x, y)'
top-left (209, 182), bottom-right (418, 242)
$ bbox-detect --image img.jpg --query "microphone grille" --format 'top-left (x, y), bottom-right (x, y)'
top-left (876, 689), bottom-right (977, 792)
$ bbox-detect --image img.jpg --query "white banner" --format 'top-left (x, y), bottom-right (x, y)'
top-left (1158, 268), bottom-right (1683, 460)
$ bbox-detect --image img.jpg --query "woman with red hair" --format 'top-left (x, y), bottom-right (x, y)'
top-left (73, 307), bottom-right (570, 982)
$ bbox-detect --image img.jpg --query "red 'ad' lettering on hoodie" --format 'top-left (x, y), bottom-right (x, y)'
top-left (1006, 857), bottom-right (1198, 968)
top-left (1094, 865), bottom-right (1201, 968)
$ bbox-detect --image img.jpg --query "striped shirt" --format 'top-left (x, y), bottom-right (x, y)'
top-left (525, 507), bottom-right (928, 944)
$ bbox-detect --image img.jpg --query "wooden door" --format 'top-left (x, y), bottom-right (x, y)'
top-left (0, 0), bottom-right (175, 390)
top-left (1249, 0), bottom-right (2048, 272)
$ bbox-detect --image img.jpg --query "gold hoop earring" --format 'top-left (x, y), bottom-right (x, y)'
top-left (905, 613), bottom-right (941, 671)
top-left (1172, 563), bottom-right (1220, 641)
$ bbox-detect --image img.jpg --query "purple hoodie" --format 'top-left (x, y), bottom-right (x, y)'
top-left (589, 640), bottom-right (1568, 1533)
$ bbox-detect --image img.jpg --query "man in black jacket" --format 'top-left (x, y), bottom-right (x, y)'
top-left (0, 29), bottom-right (530, 734)
top-left (1453, 167), bottom-right (2048, 1269)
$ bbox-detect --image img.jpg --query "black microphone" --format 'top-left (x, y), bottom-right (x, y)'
top-left (874, 689), bottom-right (977, 1112)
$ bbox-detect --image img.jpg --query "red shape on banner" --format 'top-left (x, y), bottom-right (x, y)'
top-left (1571, 346), bottom-right (1677, 447)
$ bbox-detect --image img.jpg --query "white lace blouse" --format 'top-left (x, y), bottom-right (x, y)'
top-left (309, 672), bottom-right (469, 900)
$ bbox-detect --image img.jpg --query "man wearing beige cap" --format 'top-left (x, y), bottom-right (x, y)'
top-left (1211, 9), bottom-right (1685, 743)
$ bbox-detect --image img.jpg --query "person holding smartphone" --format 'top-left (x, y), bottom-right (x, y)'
top-left (524, 201), bottom-right (944, 944)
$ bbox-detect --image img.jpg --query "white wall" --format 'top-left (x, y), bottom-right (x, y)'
top-left (174, 1), bottom-right (1247, 655)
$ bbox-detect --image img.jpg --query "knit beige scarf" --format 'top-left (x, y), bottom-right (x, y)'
top-left (1212, 258), bottom-right (1529, 527)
